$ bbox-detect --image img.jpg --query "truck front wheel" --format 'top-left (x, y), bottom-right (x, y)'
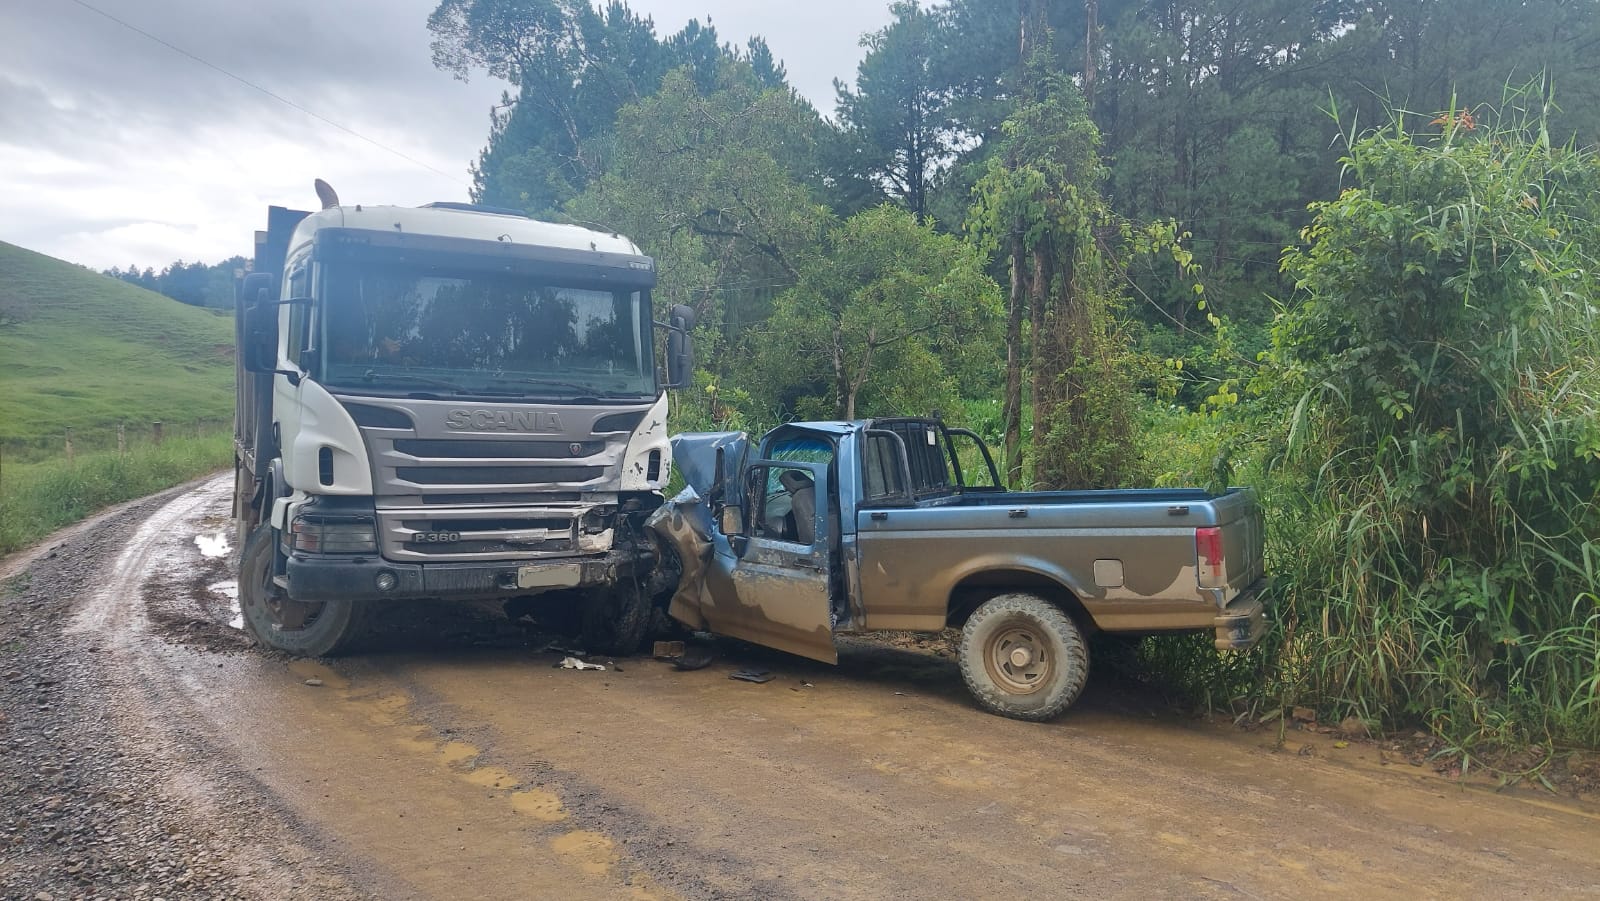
top-left (238, 525), bottom-right (368, 657)
top-left (578, 577), bottom-right (652, 657)
top-left (958, 593), bottom-right (1089, 721)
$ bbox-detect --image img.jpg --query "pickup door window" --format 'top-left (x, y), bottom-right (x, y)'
top-left (704, 459), bottom-right (838, 664)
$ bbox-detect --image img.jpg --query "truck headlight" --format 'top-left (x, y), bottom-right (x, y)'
top-left (580, 506), bottom-right (616, 535)
top-left (291, 514), bottom-right (378, 554)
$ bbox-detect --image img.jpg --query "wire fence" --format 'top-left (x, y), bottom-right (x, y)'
top-left (0, 417), bottom-right (233, 488)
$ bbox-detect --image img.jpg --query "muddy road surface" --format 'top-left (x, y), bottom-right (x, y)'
top-left (3, 477), bottom-right (1598, 899)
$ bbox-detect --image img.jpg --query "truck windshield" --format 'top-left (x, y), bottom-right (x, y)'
top-left (316, 262), bottom-right (654, 399)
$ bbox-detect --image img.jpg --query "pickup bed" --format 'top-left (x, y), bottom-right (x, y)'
top-left (650, 418), bottom-right (1268, 720)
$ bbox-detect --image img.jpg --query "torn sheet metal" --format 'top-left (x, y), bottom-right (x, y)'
top-left (669, 431), bottom-right (748, 497)
top-left (646, 431), bottom-right (748, 630)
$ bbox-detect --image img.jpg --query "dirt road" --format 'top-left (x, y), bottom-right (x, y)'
top-left (3, 477), bottom-right (1598, 899)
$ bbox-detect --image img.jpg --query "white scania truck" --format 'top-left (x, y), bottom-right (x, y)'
top-left (233, 184), bottom-right (693, 656)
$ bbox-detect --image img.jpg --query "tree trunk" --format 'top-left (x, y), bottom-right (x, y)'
top-left (1003, 241), bottom-right (1025, 485)
top-left (1029, 247), bottom-right (1050, 467)
top-left (832, 327), bottom-right (850, 419)
top-left (1084, 0), bottom-right (1098, 110)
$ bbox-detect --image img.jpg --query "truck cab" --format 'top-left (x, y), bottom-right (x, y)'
top-left (234, 193), bottom-right (692, 656)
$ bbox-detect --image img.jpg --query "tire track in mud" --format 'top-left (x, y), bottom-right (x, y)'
top-left (78, 478), bottom-right (776, 900)
top-left (2, 478), bottom-right (363, 900)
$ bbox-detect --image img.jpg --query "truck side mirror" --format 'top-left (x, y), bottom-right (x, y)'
top-left (240, 273), bottom-right (279, 374)
top-left (665, 304), bottom-right (695, 389)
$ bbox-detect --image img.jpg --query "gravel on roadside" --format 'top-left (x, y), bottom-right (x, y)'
top-left (0, 490), bottom-right (360, 900)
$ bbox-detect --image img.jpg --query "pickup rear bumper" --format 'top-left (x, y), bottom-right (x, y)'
top-left (1213, 580), bottom-right (1271, 651)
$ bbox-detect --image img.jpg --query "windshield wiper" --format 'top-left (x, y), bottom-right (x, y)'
top-left (357, 370), bottom-right (472, 393)
top-left (485, 375), bottom-right (646, 399)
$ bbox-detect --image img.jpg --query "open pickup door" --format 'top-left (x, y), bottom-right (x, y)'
top-left (702, 459), bottom-right (838, 664)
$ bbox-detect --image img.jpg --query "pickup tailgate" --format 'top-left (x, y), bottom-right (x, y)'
top-left (1196, 488), bottom-right (1265, 602)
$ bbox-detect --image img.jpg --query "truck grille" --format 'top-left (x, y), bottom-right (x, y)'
top-left (393, 439), bottom-right (606, 458)
top-left (336, 395), bottom-right (652, 562)
top-left (376, 506), bottom-right (592, 561)
top-left (395, 465), bottom-right (605, 486)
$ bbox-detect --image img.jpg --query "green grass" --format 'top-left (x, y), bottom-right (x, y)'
top-left (0, 241), bottom-right (238, 554)
top-left (0, 241), bottom-right (235, 455)
top-left (0, 432), bottom-right (233, 555)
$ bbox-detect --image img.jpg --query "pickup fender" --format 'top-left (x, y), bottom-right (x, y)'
top-left (937, 553), bottom-right (1097, 626)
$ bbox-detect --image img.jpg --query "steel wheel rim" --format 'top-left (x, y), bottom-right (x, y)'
top-left (264, 596), bottom-right (325, 631)
top-left (984, 623), bottom-right (1052, 695)
top-left (250, 550), bottom-right (324, 632)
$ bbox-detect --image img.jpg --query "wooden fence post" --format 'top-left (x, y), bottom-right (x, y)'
top-left (117, 423), bottom-right (126, 457)
top-left (152, 421), bottom-right (164, 446)
top-left (65, 429), bottom-right (74, 465)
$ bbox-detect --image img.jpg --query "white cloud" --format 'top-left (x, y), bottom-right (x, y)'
top-left (0, 0), bottom-right (892, 271)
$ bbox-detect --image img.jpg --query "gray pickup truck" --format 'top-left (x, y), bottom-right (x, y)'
top-left (650, 418), bottom-right (1268, 720)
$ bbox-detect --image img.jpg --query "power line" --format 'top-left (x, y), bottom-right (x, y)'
top-left (63, 0), bottom-right (470, 188)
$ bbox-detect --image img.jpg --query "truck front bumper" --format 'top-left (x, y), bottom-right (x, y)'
top-left (1213, 580), bottom-right (1271, 651)
top-left (284, 552), bottom-right (639, 602)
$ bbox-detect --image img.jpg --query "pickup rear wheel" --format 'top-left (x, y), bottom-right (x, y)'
top-left (958, 593), bottom-right (1089, 721)
top-left (238, 525), bottom-right (368, 657)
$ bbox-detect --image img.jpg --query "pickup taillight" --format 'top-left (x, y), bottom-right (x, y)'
top-left (1196, 526), bottom-right (1226, 588)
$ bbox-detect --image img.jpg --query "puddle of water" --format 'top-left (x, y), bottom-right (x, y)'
top-left (194, 532), bottom-right (231, 558)
top-left (550, 830), bottom-right (618, 876)
top-left (510, 787), bottom-right (567, 821)
top-left (208, 580), bottom-right (243, 630)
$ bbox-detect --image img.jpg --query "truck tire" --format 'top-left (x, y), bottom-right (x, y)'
top-left (238, 525), bottom-right (369, 657)
top-left (578, 577), bottom-right (652, 657)
top-left (958, 592), bottom-right (1089, 721)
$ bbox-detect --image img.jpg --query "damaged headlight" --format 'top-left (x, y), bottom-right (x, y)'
top-left (579, 506), bottom-right (617, 535)
top-left (290, 514), bottom-right (378, 554)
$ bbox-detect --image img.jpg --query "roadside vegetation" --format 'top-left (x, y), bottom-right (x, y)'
top-left (0, 241), bottom-right (236, 456)
top-left (0, 241), bottom-right (236, 555)
top-left (0, 434), bottom-right (232, 556)
top-left (1146, 104), bottom-right (1600, 760)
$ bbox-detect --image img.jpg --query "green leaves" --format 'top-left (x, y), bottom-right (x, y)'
top-left (744, 205), bottom-right (1002, 420)
top-left (1259, 95), bottom-right (1600, 751)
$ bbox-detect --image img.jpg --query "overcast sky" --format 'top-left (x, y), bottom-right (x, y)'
top-left (0, 0), bottom-right (893, 271)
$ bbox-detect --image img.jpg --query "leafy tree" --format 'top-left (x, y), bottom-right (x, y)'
top-left (1333, 0), bottom-right (1600, 145)
top-left (832, 1), bottom-right (959, 220)
top-left (431, 0), bottom-right (790, 214)
top-left (104, 257), bottom-right (245, 308)
top-left (745, 205), bottom-right (1002, 419)
top-left (970, 63), bottom-right (1143, 489)
top-left (566, 64), bottom-right (832, 376)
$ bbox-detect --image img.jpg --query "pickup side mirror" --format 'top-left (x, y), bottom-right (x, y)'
top-left (663, 304), bottom-right (696, 389)
top-left (718, 504), bottom-right (745, 537)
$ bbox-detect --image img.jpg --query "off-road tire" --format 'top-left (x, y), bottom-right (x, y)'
top-left (578, 577), bottom-right (652, 656)
top-left (238, 525), bottom-right (369, 657)
top-left (958, 592), bottom-right (1089, 721)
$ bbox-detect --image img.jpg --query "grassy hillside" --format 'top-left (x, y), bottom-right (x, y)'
top-left (0, 242), bottom-right (235, 452)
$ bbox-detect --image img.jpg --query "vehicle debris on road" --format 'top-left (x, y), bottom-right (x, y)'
top-left (557, 656), bottom-right (606, 671)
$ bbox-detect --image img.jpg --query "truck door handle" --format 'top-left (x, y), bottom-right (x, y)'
top-left (1008, 509), bottom-right (1028, 519)
top-left (870, 511), bottom-right (889, 521)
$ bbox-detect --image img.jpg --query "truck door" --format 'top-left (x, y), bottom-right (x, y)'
top-left (706, 459), bottom-right (838, 664)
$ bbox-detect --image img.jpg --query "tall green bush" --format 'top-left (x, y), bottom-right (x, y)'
top-left (1259, 97), bottom-right (1600, 751)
